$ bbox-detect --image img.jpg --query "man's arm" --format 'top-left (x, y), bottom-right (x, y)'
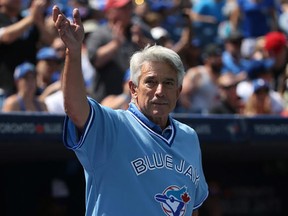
top-left (0, 0), bottom-right (53, 44)
top-left (53, 6), bottom-right (89, 130)
top-left (178, 67), bottom-right (200, 110)
top-left (31, 0), bottom-right (55, 45)
top-left (0, 16), bottom-right (34, 44)
top-left (92, 21), bottom-right (125, 68)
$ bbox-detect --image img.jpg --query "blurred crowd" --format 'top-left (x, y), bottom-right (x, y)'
top-left (1, 0), bottom-right (288, 117)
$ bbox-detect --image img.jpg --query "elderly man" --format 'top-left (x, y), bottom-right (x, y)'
top-left (53, 5), bottom-right (208, 216)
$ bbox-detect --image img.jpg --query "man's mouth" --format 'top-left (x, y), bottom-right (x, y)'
top-left (152, 101), bottom-right (168, 105)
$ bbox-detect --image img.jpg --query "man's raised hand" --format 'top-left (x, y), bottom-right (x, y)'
top-left (52, 5), bottom-right (84, 51)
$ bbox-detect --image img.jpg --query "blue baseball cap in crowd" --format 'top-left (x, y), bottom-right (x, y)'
top-left (14, 62), bottom-right (36, 81)
top-left (147, 0), bottom-right (173, 12)
top-left (244, 58), bottom-right (275, 80)
top-left (36, 47), bottom-right (60, 61)
top-left (252, 78), bottom-right (270, 93)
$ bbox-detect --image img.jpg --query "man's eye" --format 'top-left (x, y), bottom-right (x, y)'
top-left (146, 80), bottom-right (156, 86)
top-left (164, 81), bottom-right (175, 88)
top-left (165, 81), bottom-right (174, 86)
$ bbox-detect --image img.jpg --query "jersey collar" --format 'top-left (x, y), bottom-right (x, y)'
top-left (128, 102), bottom-right (175, 145)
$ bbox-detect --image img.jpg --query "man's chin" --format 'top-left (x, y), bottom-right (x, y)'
top-left (152, 109), bottom-right (168, 117)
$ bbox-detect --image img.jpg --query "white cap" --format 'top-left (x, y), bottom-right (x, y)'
top-left (83, 19), bottom-right (99, 34)
top-left (150, 27), bottom-right (169, 40)
top-left (236, 81), bottom-right (253, 102)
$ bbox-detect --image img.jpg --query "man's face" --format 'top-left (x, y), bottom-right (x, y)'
top-left (208, 55), bottom-right (223, 74)
top-left (107, 3), bottom-right (132, 28)
top-left (221, 83), bottom-right (241, 110)
top-left (130, 61), bottom-right (181, 126)
top-left (17, 72), bottom-right (37, 93)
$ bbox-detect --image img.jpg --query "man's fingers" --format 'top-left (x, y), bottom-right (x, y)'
top-left (73, 8), bottom-right (82, 26)
top-left (52, 5), bottom-right (59, 22)
top-left (52, 5), bottom-right (67, 23)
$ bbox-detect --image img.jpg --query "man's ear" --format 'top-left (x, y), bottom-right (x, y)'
top-left (129, 80), bottom-right (137, 99)
top-left (176, 85), bottom-right (182, 98)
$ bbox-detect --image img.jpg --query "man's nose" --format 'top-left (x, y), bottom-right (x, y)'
top-left (155, 83), bottom-right (164, 96)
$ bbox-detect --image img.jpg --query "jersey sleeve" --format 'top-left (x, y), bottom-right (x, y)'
top-left (62, 97), bottom-right (121, 172)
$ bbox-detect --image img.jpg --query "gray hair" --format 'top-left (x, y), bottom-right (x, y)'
top-left (129, 45), bottom-right (185, 87)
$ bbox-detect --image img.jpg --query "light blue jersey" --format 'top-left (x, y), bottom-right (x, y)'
top-left (63, 98), bottom-right (208, 215)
